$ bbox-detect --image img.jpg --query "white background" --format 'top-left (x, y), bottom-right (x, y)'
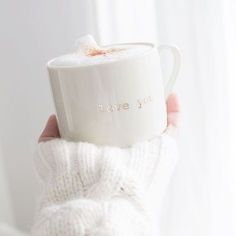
top-left (0, 0), bottom-right (236, 235)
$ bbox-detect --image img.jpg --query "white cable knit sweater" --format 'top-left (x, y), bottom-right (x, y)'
top-left (31, 134), bottom-right (178, 236)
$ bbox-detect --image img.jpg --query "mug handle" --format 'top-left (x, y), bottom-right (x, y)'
top-left (158, 45), bottom-right (181, 99)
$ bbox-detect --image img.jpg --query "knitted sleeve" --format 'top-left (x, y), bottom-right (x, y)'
top-left (31, 134), bottom-right (178, 236)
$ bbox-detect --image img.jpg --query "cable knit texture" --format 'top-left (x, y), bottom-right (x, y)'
top-left (31, 134), bottom-right (178, 236)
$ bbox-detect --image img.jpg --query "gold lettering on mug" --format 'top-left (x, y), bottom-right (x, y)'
top-left (97, 102), bottom-right (130, 112)
top-left (108, 104), bottom-right (116, 112)
top-left (137, 96), bottom-right (152, 109)
top-left (97, 96), bottom-right (152, 113)
top-left (98, 104), bottom-right (105, 112)
top-left (123, 103), bottom-right (129, 110)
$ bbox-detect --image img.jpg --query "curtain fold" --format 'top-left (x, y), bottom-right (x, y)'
top-left (0, 147), bottom-right (14, 224)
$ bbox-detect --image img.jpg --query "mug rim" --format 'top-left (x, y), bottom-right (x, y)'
top-left (47, 42), bottom-right (156, 70)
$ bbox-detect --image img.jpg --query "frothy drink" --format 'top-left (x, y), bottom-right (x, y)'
top-left (47, 35), bottom-right (180, 146)
top-left (49, 35), bottom-right (152, 67)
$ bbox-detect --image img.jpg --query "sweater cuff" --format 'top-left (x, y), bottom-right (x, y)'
top-left (34, 135), bottom-right (177, 205)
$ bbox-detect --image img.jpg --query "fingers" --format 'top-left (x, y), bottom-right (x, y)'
top-left (167, 93), bottom-right (180, 127)
top-left (165, 93), bottom-right (180, 136)
top-left (38, 115), bottom-right (60, 143)
top-left (38, 96), bottom-right (180, 143)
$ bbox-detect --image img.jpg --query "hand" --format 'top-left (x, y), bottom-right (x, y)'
top-left (38, 93), bottom-right (180, 143)
top-left (164, 93), bottom-right (180, 137)
top-left (38, 115), bottom-right (60, 142)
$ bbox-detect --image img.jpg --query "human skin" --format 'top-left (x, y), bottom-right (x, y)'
top-left (39, 93), bottom-right (180, 143)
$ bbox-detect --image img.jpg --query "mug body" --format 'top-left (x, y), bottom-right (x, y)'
top-left (48, 43), bottom-right (167, 147)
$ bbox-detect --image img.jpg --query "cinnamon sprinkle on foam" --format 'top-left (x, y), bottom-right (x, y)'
top-left (87, 48), bottom-right (124, 57)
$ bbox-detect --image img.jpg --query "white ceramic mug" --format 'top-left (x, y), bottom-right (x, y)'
top-left (47, 42), bottom-right (181, 147)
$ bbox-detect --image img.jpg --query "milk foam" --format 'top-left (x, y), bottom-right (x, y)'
top-left (48, 35), bottom-right (152, 67)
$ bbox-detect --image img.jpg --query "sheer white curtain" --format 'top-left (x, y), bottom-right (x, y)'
top-left (92, 0), bottom-right (236, 235)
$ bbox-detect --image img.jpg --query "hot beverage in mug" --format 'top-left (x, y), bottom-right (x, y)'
top-left (47, 35), bottom-right (181, 147)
